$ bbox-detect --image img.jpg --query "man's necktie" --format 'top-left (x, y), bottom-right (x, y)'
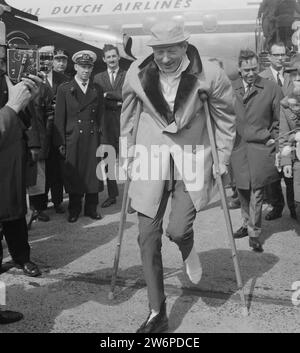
top-left (277, 72), bottom-right (283, 87)
top-left (110, 71), bottom-right (115, 87)
top-left (243, 84), bottom-right (252, 103)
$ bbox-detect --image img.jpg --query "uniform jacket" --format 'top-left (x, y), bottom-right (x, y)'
top-left (259, 66), bottom-right (292, 96)
top-left (27, 83), bottom-right (55, 160)
top-left (121, 45), bottom-right (236, 218)
top-left (50, 71), bottom-right (70, 96)
top-left (54, 79), bottom-right (104, 194)
top-left (93, 69), bottom-right (126, 152)
top-left (0, 106), bottom-right (27, 221)
top-left (231, 76), bottom-right (283, 190)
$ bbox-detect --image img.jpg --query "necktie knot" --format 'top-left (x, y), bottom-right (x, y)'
top-left (82, 82), bottom-right (87, 87)
top-left (277, 72), bottom-right (283, 87)
top-left (243, 83), bottom-right (252, 103)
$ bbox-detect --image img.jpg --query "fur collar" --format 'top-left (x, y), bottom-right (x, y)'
top-left (138, 44), bottom-right (203, 121)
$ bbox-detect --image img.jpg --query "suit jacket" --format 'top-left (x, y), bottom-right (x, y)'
top-left (259, 66), bottom-right (292, 96)
top-left (121, 45), bottom-right (236, 218)
top-left (54, 79), bottom-right (104, 193)
top-left (231, 76), bottom-right (283, 190)
top-left (93, 69), bottom-right (126, 151)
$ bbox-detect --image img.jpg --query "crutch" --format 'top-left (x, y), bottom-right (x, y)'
top-left (108, 100), bottom-right (142, 300)
top-left (199, 92), bottom-right (249, 316)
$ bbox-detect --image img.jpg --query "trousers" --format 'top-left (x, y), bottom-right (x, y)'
top-left (0, 217), bottom-right (30, 265)
top-left (238, 187), bottom-right (264, 238)
top-left (137, 179), bottom-right (196, 311)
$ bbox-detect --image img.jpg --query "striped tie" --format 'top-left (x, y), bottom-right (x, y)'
top-left (110, 71), bottom-right (115, 87)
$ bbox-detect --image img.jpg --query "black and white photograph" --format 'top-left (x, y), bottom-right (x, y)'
top-left (0, 0), bottom-right (299, 340)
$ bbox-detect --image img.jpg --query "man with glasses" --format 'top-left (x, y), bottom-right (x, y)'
top-left (260, 42), bottom-right (296, 220)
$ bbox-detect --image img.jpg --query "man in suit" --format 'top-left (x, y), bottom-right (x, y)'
top-left (232, 49), bottom-right (283, 252)
top-left (121, 21), bottom-right (236, 333)
top-left (28, 46), bottom-right (69, 221)
top-left (54, 51), bottom-right (104, 223)
top-left (260, 42), bottom-right (296, 220)
top-left (93, 44), bottom-right (126, 208)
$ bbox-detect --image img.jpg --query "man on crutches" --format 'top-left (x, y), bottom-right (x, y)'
top-left (120, 20), bottom-right (236, 333)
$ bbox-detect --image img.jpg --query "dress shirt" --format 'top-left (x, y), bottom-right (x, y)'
top-left (75, 76), bottom-right (89, 94)
top-left (156, 55), bottom-right (190, 113)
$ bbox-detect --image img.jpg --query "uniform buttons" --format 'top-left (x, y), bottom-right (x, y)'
top-left (92, 109), bottom-right (95, 113)
top-left (91, 131), bottom-right (94, 134)
top-left (78, 120), bottom-right (82, 123)
top-left (79, 130), bottom-right (83, 134)
top-left (91, 120), bottom-right (94, 123)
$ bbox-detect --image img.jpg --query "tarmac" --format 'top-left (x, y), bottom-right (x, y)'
top-left (0, 183), bottom-right (299, 333)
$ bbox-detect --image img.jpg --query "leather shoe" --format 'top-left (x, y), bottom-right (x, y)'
top-left (101, 197), bottom-right (116, 208)
top-left (84, 211), bottom-right (102, 220)
top-left (68, 213), bottom-right (79, 223)
top-left (36, 211), bottom-right (50, 222)
top-left (136, 300), bottom-right (168, 333)
top-left (290, 208), bottom-right (297, 220)
top-left (249, 237), bottom-right (264, 253)
top-left (21, 261), bottom-right (41, 277)
top-left (233, 226), bottom-right (248, 239)
top-left (54, 204), bottom-right (65, 214)
top-left (0, 310), bottom-right (23, 324)
top-left (265, 208), bottom-right (282, 221)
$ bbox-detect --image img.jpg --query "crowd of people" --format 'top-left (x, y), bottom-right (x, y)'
top-left (0, 15), bottom-right (300, 331)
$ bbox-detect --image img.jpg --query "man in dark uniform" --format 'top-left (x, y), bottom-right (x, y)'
top-left (54, 50), bottom-right (104, 223)
top-left (94, 44), bottom-right (126, 208)
top-left (45, 48), bottom-right (70, 214)
top-left (28, 46), bottom-right (69, 220)
top-left (53, 48), bottom-right (69, 77)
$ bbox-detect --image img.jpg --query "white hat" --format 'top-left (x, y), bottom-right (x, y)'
top-left (147, 21), bottom-right (190, 47)
top-left (72, 50), bottom-right (97, 66)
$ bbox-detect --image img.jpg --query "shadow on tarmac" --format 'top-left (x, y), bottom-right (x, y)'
top-left (167, 248), bottom-right (279, 332)
top-left (0, 248), bottom-right (279, 333)
top-left (261, 208), bottom-right (300, 244)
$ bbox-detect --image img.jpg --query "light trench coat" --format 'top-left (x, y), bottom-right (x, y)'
top-left (120, 45), bottom-right (236, 218)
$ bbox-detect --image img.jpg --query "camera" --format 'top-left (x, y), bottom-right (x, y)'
top-left (7, 44), bottom-right (39, 83)
top-left (39, 52), bottom-right (54, 73)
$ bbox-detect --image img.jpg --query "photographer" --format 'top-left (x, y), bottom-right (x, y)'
top-left (0, 75), bottom-right (43, 323)
top-left (0, 72), bottom-right (41, 280)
